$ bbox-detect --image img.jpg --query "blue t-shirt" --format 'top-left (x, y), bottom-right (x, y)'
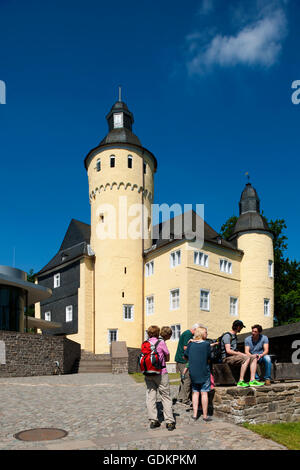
top-left (184, 341), bottom-right (211, 384)
top-left (245, 335), bottom-right (269, 355)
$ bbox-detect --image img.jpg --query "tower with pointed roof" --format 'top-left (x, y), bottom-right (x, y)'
top-left (84, 96), bottom-right (157, 353)
top-left (229, 182), bottom-right (274, 329)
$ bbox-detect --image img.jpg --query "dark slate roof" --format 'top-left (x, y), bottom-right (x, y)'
top-left (37, 219), bottom-right (92, 276)
top-left (237, 323), bottom-right (300, 343)
top-left (230, 183), bottom-right (271, 239)
top-left (149, 210), bottom-right (242, 254)
top-left (99, 127), bottom-right (141, 146)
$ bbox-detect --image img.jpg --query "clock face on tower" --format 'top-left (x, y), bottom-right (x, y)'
top-left (113, 112), bottom-right (123, 129)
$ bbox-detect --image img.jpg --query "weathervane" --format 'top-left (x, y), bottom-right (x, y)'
top-left (245, 172), bottom-right (250, 183)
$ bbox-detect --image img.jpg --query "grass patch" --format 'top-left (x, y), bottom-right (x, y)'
top-left (129, 373), bottom-right (180, 384)
top-left (243, 421), bottom-right (300, 450)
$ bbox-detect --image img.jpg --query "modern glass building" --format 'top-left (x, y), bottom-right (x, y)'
top-left (0, 266), bottom-right (52, 332)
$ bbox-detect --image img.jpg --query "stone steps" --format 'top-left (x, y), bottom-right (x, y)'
top-left (77, 351), bottom-right (112, 373)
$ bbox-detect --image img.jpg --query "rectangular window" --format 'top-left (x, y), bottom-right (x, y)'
top-left (171, 324), bottom-right (181, 341)
top-left (145, 261), bottom-right (154, 276)
top-left (144, 329), bottom-right (149, 340)
top-left (220, 259), bottom-right (232, 274)
top-left (108, 329), bottom-right (118, 344)
top-left (66, 305), bottom-right (73, 322)
top-left (123, 304), bottom-right (134, 321)
top-left (230, 297), bottom-right (238, 316)
top-left (268, 260), bottom-right (274, 278)
top-left (128, 155), bottom-right (132, 168)
top-left (194, 251), bottom-right (209, 267)
top-left (54, 273), bottom-right (60, 288)
top-left (200, 289), bottom-right (210, 311)
top-left (170, 250), bottom-right (181, 268)
top-left (264, 299), bottom-right (270, 317)
top-left (45, 311), bottom-right (51, 322)
top-left (143, 162), bottom-right (147, 174)
top-left (170, 289), bottom-right (180, 310)
top-left (146, 296), bottom-right (154, 315)
top-left (110, 156), bottom-right (115, 168)
top-left (96, 159), bottom-right (101, 172)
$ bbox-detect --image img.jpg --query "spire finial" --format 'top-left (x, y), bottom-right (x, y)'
top-left (245, 171), bottom-right (250, 183)
top-left (118, 86), bottom-right (122, 102)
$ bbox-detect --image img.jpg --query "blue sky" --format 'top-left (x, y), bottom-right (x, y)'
top-left (0, 0), bottom-right (299, 274)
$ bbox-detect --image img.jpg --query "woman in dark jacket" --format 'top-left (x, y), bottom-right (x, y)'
top-left (184, 326), bottom-right (212, 422)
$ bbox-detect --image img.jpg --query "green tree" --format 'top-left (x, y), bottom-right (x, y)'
top-left (220, 216), bottom-right (300, 325)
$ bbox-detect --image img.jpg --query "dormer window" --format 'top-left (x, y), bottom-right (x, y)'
top-left (54, 273), bottom-right (60, 288)
top-left (113, 113), bottom-right (123, 128)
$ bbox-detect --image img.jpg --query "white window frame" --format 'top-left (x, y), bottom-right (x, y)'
top-left (145, 261), bottom-right (154, 277)
top-left (110, 155), bottom-right (115, 167)
top-left (264, 299), bottom-right (270, 317)
top-left (113, 112), bottom-right (123, 128)
top-left (108, 329), bottom-right (118, 344)
top-left (123, 304), bottom-right (134, 321)
top-left (54, 273), bottom-right (60, 288)
top-left (44, 311), bottom-right (51, 322)
top-left (200, 289), bottom-right (210, 311)
top-left (230, 297), bottom-right (238, 316)
top-left (194, 251), bottom-right (209, 268)
top-left (268, 260), bottom-right (274, 278)
top-left (170, 289), bottom-right (180, 311)
top-left (170, 250), bottom-right (181, 268)
top-left (171, 324), bottom-right (181, 341)
top-left (66, 305), bottom-right (73, 322)
top-left (220, 259), bottom-right (232, 274)
top-left (146, 296), bottom-right (154, 316)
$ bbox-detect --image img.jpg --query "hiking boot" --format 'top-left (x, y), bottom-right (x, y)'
top-left (150, 420), bottom-right (160, 429)
top-left (249, 380), bottom-right (265, 387)
top-left (237, 380), bottom-right (249, 388)
top-left (166, 422), bottom-right (176, 431)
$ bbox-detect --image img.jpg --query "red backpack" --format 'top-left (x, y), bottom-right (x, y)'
top-left (139, 339), bottom-right (163, 375)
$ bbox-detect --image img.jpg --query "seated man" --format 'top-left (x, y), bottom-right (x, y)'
top-left (245, 324), bottom-right (272, 386)
top-left (221, 320), bottom-right (264, 388)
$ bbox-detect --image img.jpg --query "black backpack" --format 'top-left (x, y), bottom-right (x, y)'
top-left (210, 332), bottom-right (234, 364)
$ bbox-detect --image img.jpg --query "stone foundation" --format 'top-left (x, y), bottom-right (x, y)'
top-left (213, 382), bottom-right (300, 424)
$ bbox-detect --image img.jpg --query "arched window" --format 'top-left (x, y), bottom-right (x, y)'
top-left (128, 155), bottom-right (132, 169)
top-left (96, 158), bottom-right (101, 172)
top-left (110, 155), bottom-right (115, 168)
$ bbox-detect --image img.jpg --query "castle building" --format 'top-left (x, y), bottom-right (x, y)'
top-left (35, 98), bottom-right (274, 367)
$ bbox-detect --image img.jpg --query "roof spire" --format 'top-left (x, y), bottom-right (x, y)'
top-left (118, 85), bottom-right (122, 102)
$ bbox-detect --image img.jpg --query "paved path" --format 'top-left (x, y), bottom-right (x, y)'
top-left (0, 373), bottom-right (286, 450)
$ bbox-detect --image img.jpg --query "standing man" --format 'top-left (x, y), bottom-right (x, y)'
top-left (245, 325), bottom-right (272, 386)
top-left (175, 323), bottom-right (200, 405)
top-left (221, 320), bottom-right (264, 388)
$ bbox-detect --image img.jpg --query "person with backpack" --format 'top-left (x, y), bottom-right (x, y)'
top-left (141, 325), bottom-right (176, 431)
top-left (183, 326), bottom-right (212, 422)
top-left (221, 320), bottom-right (264, 388)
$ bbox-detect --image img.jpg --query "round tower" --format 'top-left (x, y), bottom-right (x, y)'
top-left (229, 183), bottom-right (274, 331)
top-left (84, 96), bottom-right (157, 353)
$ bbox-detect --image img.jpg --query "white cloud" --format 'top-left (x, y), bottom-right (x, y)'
top-left (186, 3), bottom-right (288, 75)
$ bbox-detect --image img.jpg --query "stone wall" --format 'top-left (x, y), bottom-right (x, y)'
top-left (213, 382), bottom-right (300, 424)
top-left (0, 330), bottom-right (80, 377)
top-left (127, 347), bottom-right (140, 373)
top-left (111, 341), bottom-right (128, 374)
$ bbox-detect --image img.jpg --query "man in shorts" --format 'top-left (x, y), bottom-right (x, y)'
top-left (221, 320), bottom-right (264, 388)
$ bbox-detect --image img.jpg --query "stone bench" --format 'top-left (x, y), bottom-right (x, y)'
top-left (213, 362), bottom-right (300, 385)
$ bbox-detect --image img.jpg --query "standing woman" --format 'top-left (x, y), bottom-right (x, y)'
top-left (184, 326), bottom-right (212, 422)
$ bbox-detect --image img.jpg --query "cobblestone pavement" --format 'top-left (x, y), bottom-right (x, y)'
top-left (0, 373), bottom-right (286, 450)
